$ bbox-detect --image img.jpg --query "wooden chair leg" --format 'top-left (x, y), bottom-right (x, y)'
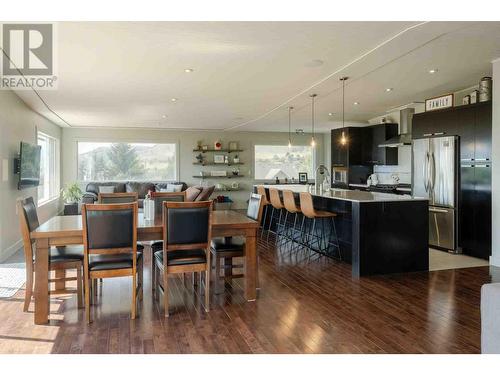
top-left (76, 266), bottom-right (83, 309)
top-left (204, 268), bottom-right (210, 312)
top-left (131, 272), bottom-right (137, 319)
top-left (151, 251), bottom-right (156, 294)
top-left (85, 277), bottom-right (91, 324)
top-left (215, 254), bottom-right (223, 294)
top-left (163, 271), bottom-right (169, 317)
top-left (139, 258), bottom-right (144, 301)
top-left (24, 269), bottom-right (34, 312)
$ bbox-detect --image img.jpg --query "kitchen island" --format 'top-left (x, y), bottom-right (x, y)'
top-left (257, 184), bottom-right (429, 277)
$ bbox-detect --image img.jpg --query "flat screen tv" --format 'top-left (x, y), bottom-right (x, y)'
top-left (18, 142), bottom-right (42, 190)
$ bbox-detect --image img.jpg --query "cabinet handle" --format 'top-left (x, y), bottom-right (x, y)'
top-left (475, 158), bottom-right (490, 161)
top-left (475, 164), bottom-right (490, 168)
top-left (461, 158), bottom-right (474, 162)
top-left (434, 132), bottom-right (445, 136)
top-left (423, 133), bottom-right (433, 137)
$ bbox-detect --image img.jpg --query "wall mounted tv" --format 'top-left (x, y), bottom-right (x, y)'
top-left (17, 142), bottom-right (41, 190)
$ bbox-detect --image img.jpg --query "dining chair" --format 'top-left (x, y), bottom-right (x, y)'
top-left (97, 192), bottom-right (138, 204)
top-left (82, 202), bottom-right (143, 323)
top-left (18, 197), bottom-right (84, 312)
top-left (152, 200), bottom-right (213, 317)
top-left (210, 193), bottom-right (264, 293)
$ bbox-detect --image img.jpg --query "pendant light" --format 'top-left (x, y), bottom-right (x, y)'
top-left (288, 106), bottom-right (294, 148)
top-left (340, 77), bottom-right (348, 145)
top-left (309, 94), bottom-right (317, 147)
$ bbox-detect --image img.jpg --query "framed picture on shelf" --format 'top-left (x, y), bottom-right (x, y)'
top-left (298, 172), bottom-right (308, 184)
top-left (214, 154), bottom-right (225, 164)
top-left (229, 141), bottom-right (238, 151)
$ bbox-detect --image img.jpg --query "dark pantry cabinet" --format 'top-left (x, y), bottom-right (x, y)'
top-left (413, 101), bottom-right (492, 259)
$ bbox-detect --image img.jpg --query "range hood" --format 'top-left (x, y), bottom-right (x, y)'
top-left (378, 107), bottom-right (415, 148)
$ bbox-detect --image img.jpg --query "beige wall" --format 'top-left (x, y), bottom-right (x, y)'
top-left (61, 127), bottom-right (325, 209)
top-left (0, 90), bottom-right (62, 262)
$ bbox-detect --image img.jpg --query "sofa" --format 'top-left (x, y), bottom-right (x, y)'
top-left (81, 181), bottom-right (215, 207)
top-left (481, 283), bottom-right (500, 353)
top-left (82, 181), bottom-right (187, 208)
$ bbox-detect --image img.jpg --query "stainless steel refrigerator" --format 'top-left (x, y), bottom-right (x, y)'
top-left (412, 136), bottom-right (458, 251)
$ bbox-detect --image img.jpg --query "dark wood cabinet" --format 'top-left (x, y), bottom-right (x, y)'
top-left (331, 124), bottom-right (398, 168)
top-left (414, 101), bottom-right (492, 259)
top-left (368, 124), bottom-right (398, 165)
top-left (331, 128), bottom-right (348, 167)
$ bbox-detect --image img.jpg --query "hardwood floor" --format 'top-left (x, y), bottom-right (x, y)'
top-left (0, 236), bottom-right (496, 354)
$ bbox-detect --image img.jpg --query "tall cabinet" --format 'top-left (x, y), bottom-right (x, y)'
top-left (413, 101), bottom-right (492, 259)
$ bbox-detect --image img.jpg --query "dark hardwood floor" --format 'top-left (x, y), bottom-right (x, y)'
top-left (0, 236), bottom-right (497, 354)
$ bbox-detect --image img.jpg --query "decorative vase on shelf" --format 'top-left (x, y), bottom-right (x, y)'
top-left (214, 140), bottom-right (222, 150)
top-left (233, 155), bottom-right (240, 164)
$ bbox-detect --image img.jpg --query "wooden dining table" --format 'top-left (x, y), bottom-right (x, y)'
top-left (31, 210), bottom-right (259, 325)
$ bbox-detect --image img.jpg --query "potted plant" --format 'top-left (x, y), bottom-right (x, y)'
top-left (61, 182), bottom-right (83, 215)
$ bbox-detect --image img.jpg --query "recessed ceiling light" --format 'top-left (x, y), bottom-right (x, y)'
top-left (385, 88), bottom-right (393, 92)
top-left (184, 68), bottom-right (194, 73)
top-left (162, 115), bottom-right (167, 119)
top-left (429, 69), bottom-right (438, 74)
top-left (328, 112), bottom-right (334, 116)
top-left (353, 102), bottom-right (359, 105)
top-left (171, 98), bottom-right (178, 102)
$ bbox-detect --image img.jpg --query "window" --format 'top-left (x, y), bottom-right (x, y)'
top-left (254, 145), bottom-right (314, 180)
top-left (37, 131), bottom-right (60, 205)
top-left (77, 142), bottom-right (177, 181)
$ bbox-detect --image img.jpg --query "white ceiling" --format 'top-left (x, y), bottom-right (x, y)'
top-left (13, 21), bottom-right (500, 133)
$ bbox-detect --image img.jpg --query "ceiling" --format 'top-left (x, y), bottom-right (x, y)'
top-left (12, 21), bottom-right (500, 133)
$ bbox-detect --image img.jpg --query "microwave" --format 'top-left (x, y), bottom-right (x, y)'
top-left (332, 166), bottom-right (347, 185)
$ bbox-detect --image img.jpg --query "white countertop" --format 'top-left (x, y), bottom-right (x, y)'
top-left (258, 184), bottom-right (428, 203)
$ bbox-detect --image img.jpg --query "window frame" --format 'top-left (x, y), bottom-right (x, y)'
top-left (37, 130), bottom-right (60, 207)
top-left (253, 143), bottom-right (316, 182)
top-left (76, 140), bottom-right (180, 182)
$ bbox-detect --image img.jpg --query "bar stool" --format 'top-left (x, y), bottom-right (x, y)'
top-left (256, 185), bottom-right (272, 239)
top-left (299, 192), bottom-right (342, 260)
top-left (267, 189), bottom-right (286, 242)
top-left (282, 190), bottom-right (304, 248)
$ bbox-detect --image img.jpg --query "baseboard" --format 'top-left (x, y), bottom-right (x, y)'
top-left (0, 239), bottom-right (22, 263)
top-left (490, 254), bottom-right (500, 267)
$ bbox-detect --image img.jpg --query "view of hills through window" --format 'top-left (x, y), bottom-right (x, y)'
top-left (254, 145), bottom-right (314, 180)
top-left (78, 142), bottom-right (176, 181)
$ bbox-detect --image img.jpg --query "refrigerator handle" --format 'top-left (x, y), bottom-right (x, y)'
top-left (430, 152), bottom-right (436, 191)
top-left (423, 152), bottom-right (429, 192)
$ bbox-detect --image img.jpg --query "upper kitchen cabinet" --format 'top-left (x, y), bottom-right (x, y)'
top-left (474, 101), bottom-right (492, 161)
top-left (413, 101), bottom-right (492, 161)
top-left (331, 128), bottom-right (348, 167)
top-left (369, 123), bottom-right (399, 165)
top-left (331, 124), bottom-right (398, 168)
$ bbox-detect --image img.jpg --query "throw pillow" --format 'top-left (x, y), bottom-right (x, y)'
top-left (98, 186), bottom-right (115, 194)
top-left (185, 186), bottom-right (201, 201)
top-left (194, 185), bottom-right (215, 201)
top-left (160, 183), bottom-right (183, 192)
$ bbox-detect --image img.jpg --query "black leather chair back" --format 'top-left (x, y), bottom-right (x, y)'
top-left (247, 193), bottom-right (263, 222)
top-left (99, 194), bottom-right (138, 204)
top-left (84, 206), bottom-right (134, 250)
top-left (153, 193), bottom-right (185, 219)
top-left (164, 203), bottom-right (211, 246)
top-left (21, 197), bottom-right (40, 232)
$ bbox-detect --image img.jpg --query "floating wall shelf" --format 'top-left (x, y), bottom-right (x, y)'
top-left (193, 149), bottom-right (243, 153)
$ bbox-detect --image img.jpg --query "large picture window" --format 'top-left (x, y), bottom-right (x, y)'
top-left (77, 142), bottom-right (177, 181)
top-left (254, 145), bottom-right (314, 180)
top-left (38, 131), bottom-right (60, 205)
